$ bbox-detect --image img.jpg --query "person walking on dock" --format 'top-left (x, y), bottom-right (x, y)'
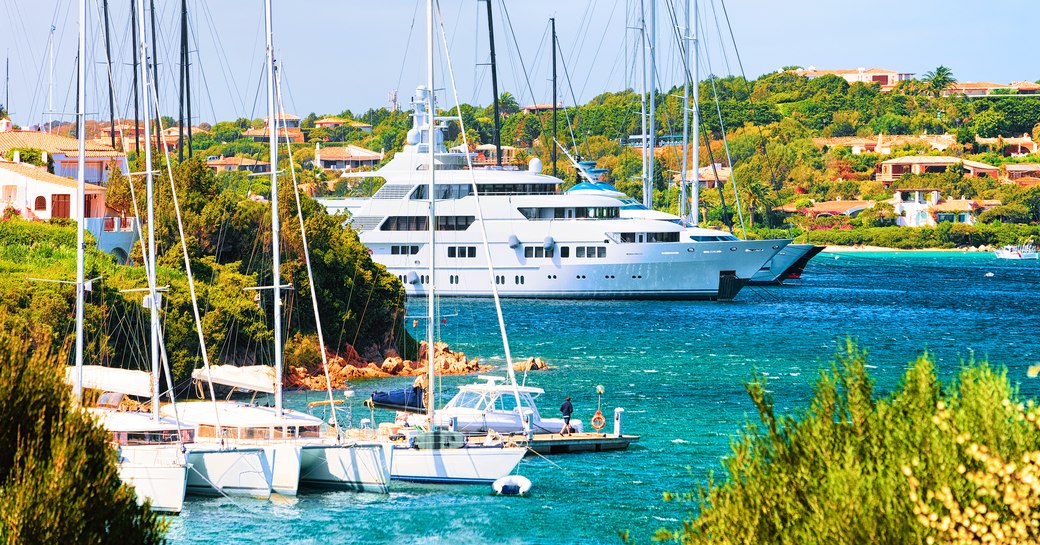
top-left (560, 396), bottom-right (574, 435)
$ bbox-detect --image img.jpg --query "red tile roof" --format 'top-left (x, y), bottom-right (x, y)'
top-left (0, 130), bottom-right (124, 159)
top-left (0, 160), bottom-right (104, 190)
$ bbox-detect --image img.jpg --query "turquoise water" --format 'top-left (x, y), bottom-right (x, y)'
top-left (166, 252), bottom-right (1040, 544)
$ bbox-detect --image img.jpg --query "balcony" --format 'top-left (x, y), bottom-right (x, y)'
top-left (85, 216), bottom-right (138, 263)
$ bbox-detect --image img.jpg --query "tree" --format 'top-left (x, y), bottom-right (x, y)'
top-left (498, 92), bottom-right (520, 116)
top-left (0, 323), bottom-right (167, 543)
top-left (922, 65), bottom-right (956, 97)
top-left (656, 342), bottom-right (1040, 545)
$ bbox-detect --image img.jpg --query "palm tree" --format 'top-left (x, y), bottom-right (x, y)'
top-left (922, 65), bottom-right (957, 97)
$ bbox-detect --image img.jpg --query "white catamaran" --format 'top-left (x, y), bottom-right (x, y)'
top-left (162, 0), bottom-right (390, 496)
top-left (67, 0), bottom-right (272, 509)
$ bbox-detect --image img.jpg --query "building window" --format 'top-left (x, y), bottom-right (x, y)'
top-left (34, 196), bottom-right (46, 211)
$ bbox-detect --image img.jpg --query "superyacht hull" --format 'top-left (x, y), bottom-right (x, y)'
top-left (748, 243), bottom-right (820, 285)
top-left (380, 239), bottom-right (784, 300)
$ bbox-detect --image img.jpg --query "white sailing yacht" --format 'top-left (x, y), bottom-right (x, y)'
top-left (162, 0), bottom-right (390, 496)
top-left (385, 2), bottom-right (526, 484)
top-left (69, 0), bottom-right (272, 507)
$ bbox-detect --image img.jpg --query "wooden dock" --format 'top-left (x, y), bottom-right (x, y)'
top-left (524, 432), bottom-right (640, 455)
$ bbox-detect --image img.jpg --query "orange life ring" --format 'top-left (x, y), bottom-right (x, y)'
top-left (590, 410), bottom-right (606, 431)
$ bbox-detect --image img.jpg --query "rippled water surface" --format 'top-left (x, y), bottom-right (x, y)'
top-left (167, 251), bottom-right (1040, 544)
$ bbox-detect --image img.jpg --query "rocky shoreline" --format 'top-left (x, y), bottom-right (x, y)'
top-left (285, 341), bottom-right (548, 391)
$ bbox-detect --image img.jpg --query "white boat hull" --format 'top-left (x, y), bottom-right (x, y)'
top-left (264, 444), bottom-right (302, 496)
top-left (750, 243), bottom-right (815, 284)
top-left (299, 442), bottom-right (391, 493)
top-left (118, 446), bottom-right (188, 514)
top-left (382, 239), bottom-right (782, 299)
top-left (183, 446), bottom-right (273, 499)
top-left (390, 446), bottom-right (526, 484)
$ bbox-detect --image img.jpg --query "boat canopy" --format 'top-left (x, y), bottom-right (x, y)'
top-left (192, 365), bottom-right (277, 394)
top-left (65, 365), bottom-right (152, 398)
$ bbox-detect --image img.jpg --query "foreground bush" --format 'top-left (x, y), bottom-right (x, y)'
top-left (0, 323), bottom-right (166, 544)
top-left (659, 341), bottom-right (1040, 544)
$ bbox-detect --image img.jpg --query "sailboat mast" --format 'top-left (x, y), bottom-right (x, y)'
top-left (148, 0), bottom-right (160, 149)
top-left (102, 0), bottom-right (116, 149)
top-left (425, 0), bottom-right (436, 425)
top-left (638, 1), bottom-right (648, 206)
top-left (130, 0), bottom-right (140, 154)
top-left (135, 0), bottom-right (160, 420)
top-left (48, 25), bottom-right (55, 133)
top-left (550, 17), bottom-right (557, 179)
top-left (690, 0), bottom-right (698, 224)
top-left (647, 0), bottom-right (657, 209)
top-left (264, 0), bottom-right (284, 416)
top-left (484, 0), bottom-right (501, 167)
top-left (73, 0), bottom-right (86, 403)
top-left (679, 0), bottom-right (690, 222)
top-left (178, 0), bottom-right (190, 162)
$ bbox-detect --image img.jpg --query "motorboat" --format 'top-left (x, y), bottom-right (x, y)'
top-left (994, 243), bottom-right (1038, 260)
top-left (394, 375), bottom-right (582, 436)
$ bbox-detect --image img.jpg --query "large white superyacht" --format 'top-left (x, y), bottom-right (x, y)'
top-left (320, 87), bottom-right (787, 300)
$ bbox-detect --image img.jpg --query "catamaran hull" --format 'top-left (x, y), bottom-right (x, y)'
top-left (299, 443), bottom-right (392, 493)
top-left (184, 446), bottom-right (272, 499)
top-left (262, 444), bottom-right (302, 496)
top-left (118, 446), bottom-right (188, 514)
top-left (390, 446), bottom-right (526, 484)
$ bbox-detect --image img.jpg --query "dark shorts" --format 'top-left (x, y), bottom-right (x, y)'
top-left (563, 416), bottom-right (571, 424)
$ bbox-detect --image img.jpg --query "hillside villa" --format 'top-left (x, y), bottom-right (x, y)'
top-left (875, 156), bottom-right (999, 185)
top-left (786, 67), bottom-right (914, 91)
top-left (0, 129), bottom-right (127, 185)
top-left (243, 112), bottom-right (304, 143)
top-left (314, 143), bottom-right (382, 171)
top-left (941, 81), bottom-right (1040, 97)
top-left (206, 156), bottom-right (270, 174)
top-left (0, 159), bottom-right (136, 261)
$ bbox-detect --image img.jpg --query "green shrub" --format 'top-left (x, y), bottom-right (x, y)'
top-left (0, 321), bottom-right (166, 543)
top-left (657, 342), bottom-right (1040, 545)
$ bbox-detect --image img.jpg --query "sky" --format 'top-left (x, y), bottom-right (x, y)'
top-left (1, 0), bottom-right (1037, 129)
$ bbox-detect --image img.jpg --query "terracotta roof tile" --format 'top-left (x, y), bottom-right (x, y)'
top-left (0, 161), bottom-right (104, 190)
top-left (0, 130), bottom-right (124, 159)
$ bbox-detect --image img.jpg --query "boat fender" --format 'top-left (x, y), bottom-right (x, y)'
top-left (407, 271), bottom-right (420, 284)
top-left (591, 410), bottom-right (606, 431)
top-left (508, 235), bottom-right (521, 249)
top-left (543, 236), bottom-right (555, 250)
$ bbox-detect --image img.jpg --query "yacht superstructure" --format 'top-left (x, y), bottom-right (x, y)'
top-left (320, 87), bottom-right (786, 300)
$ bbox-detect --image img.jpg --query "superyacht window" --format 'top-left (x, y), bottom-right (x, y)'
top-left (448, 246), bottom-right (477, 258)
top-left (410, 184), bottom-right (474, 200)
top-left (381, 216), bottom-right (474, 231)
top-left (517, 206), bottom-right (619, 220)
